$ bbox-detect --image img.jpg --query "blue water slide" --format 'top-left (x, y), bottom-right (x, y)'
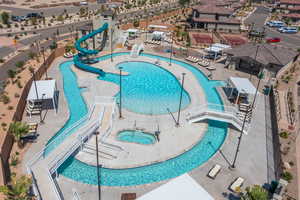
top-left (74, 23), bottom-right (108, 77)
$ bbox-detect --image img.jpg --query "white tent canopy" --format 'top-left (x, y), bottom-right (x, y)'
top-left (228, 77), bottom-right (256, 95)
top-left (205, 43), bottom-right (231, 54)
top-left (148, 25), bottom-right (168, 29)
top-left (27, 80), bottom-right (58, 112)
top-left (138, 174), bottom-right (215, 200)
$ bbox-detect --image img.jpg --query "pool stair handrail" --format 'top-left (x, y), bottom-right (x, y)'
top-left (26, 97), bottom-right (110, 200)
top-left (187, 103), bottom-right (250, 134)
top-left (26, 104), bottom-right (95, 173)
top-left (130, 44), bottom-right (144, 57)
top-left (72, 189), bottom-right (81, 200)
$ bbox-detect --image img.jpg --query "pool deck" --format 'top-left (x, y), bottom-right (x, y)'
top-left (22, 51), bottom-right (269, 200)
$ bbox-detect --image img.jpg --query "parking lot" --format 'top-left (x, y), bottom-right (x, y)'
top-left (245, 6), bottom-right (300, 50)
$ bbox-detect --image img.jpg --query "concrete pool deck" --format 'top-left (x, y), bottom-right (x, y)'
top-left (73, 54), bottom-right (209, 168)
top-left (22, 51), bottom-right (269, 200)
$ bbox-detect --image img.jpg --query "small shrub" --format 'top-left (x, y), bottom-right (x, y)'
top-left (0, 58), bottom-right (5, 63)
top-left (282, 171), bottom-right (293, 182)
top-left (1, 122), bottom-right (7, 127)
top-left (0, 94), bottom-right (10, 104)
top-left (15, 61), bottom-right (25, 68)
top-left (28, 51), bottom-right (36, 59)
top-left (14, 93), bottom-right (20, 98)
top-left (17, 80), bottom-right (23, 88)
top-left (10, 154), bottom-right (19, 166)
top-left (280, 131), bottom-right (289, 139)
top-left (8, 106), bottom-right (14, 110)
top-left (289, 161), bottom-right (294, 166)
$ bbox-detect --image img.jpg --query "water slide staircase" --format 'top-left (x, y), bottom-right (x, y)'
top-left (187, 104), bottom-right (250, 134)
top-left (74, 23), bottom-right (109, 77)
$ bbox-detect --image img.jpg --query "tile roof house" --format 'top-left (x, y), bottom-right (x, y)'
top-left (188, 4), bottom-right (241, 32)
top-left (224, 43), bottom-right (298, 77)
top-left (276, 0), bottom-right (300, 22)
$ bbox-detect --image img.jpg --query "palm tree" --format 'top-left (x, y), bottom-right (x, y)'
top-left (9, 121), bottom-right (29, 148)
top-left (0, 174), bottom-right (32, 200)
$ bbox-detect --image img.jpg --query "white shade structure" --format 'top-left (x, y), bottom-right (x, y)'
top-left (138, 174), bottom-right (215, 200)
top-left (227, 77), bottom-right (258, 104)
top-left (27, 80), bottom-right (58, 113)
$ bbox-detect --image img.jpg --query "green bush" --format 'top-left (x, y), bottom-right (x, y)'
top-left (8, 106), bottom-right (14, 110)
top-left (1, 122), bottom-right (7, 127)
top-left (0, 94), bottom-right (10, 104)
top-left (0, 58), bottom-right (5, 63)
top-left (280, 131), bottom-right (289, 139)
top-left (17, 80), bottom-right (23, 89)
top-left (282, 171), bottom-right (293, 182)
top-left (15, 61), bottom-right (25, 68)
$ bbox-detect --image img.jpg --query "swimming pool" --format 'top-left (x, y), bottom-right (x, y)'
top-left (99, 61), bottom-right (190, 115)
top-left (49, 52), bottom-right (228, 186)
top-left (117, 130), bottom-right (156, 145)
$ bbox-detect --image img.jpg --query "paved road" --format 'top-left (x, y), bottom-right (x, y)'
top-left (0, 20), bottom-right (90, 58)
top-left (0, 33), bottom-right (76, 90)
top-left (245, 6), bottom-right (300, 50)
top-left (0, 4), bottom-right (100, 17)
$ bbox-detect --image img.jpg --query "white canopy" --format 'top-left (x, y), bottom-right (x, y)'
top-left (228, 77), bottom-right (257, 95)
top-left (205, 43), bottom-right (231, 53)
top-left (27, 80), bottom-right (58, 112)
top-left (127, 29), bottom-right (139, 33)
top-left (138, 174), bottom-right (215, 200)
top-left (148, 25), bottom-right (168, 29)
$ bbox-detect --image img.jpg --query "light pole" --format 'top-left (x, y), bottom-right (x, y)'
top-left (31, 70), bottom-right (43, 124)
top-left (95, 131), bottom-right (101, 200)
top-left (110, 28), bottom-right (113, 62)
top-left (169, 32), bottom-right (173, 66)
top-left (41, 47), bottom-right (48, 79)
top-left (119, 66), bottom-right (123, 119)
top-left (176, 73), bottom-right (186, 127)
top-left (231, 71), bottom-right (264, 168)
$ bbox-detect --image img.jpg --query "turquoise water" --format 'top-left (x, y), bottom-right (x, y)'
top-left (44, 61), bottom-right (88, 155)
top-left (50, 52), bottom-right (228, 186)
top-left (99, 61), bottom-right (190, 115)
top-left (117, 130), bottom-right (156, 145)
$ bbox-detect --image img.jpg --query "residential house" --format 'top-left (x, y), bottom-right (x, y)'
top-left (224, 43), bottom-right (298, 79)
top-left (276, 0), bottom-right (300, 23)
top-left (188, 5), bottom-right (241, 32)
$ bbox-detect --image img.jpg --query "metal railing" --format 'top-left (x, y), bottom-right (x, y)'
top-left (187, 103), bottom-right (250, 133)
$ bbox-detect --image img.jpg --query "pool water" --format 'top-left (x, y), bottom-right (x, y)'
top-left (117, 130), bottom-right (156, 145)
top-left (46, 52), bottom-right (228, 186)
top-left (99, 61), bottom-right (190, 115)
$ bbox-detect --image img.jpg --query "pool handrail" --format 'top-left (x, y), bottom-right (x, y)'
top-left (26, 104), bottom-right (94, 172)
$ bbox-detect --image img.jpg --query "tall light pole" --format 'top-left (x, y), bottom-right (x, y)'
top-left (176, 73), bottom-right (186, 127)
top-left (31, 70), bottom-right (43, 124)
top-left (41, 47), bottom-right (48, 79)
top-left (231, 71), bottom-right (264, 168)
top-left (169, 32), bottom-right (173, 66)
top-left (110, 28), bottom-right (113, 62)
top-left (119, 66), bottom-right (123, 119)
top-left (95, 131), bottom-right (101, 200)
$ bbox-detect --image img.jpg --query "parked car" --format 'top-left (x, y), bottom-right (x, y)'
top-left (278, 27), bottom-right (298, 33)
top-left (11, 15), bottom-right (26, 22)
top-left (26, 13), bottom-right (43, 19)
top-left (266, 21), bottom-right (285, 28)
top-left (79, 1), bottom-right (88, 5)
top-left (204, 53), bottom-right (221, 60)
top-left (266, 37), bottom-right (281, 43)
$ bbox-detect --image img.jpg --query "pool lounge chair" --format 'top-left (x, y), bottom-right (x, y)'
top-left (207, 164), bottom-right (221, 179)
top-left (230, 177), bottom-right (244, 192)
top-left (28, 122), bottom-right (38, 134)
top-left (206, 66), bottom-right (216, 71)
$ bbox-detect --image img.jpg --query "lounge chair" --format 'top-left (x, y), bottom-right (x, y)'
top-left (28, 122), bottom-right (38, 134)
top-left (206, 66), bottom-right (216, 71)
top-left (207, 164), bottom-right (221, 179)
top-left (230, 177), bottom-right (244, 192)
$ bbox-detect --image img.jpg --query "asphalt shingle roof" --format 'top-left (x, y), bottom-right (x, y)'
top-left (225, 43), bottom-right (298, 66)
